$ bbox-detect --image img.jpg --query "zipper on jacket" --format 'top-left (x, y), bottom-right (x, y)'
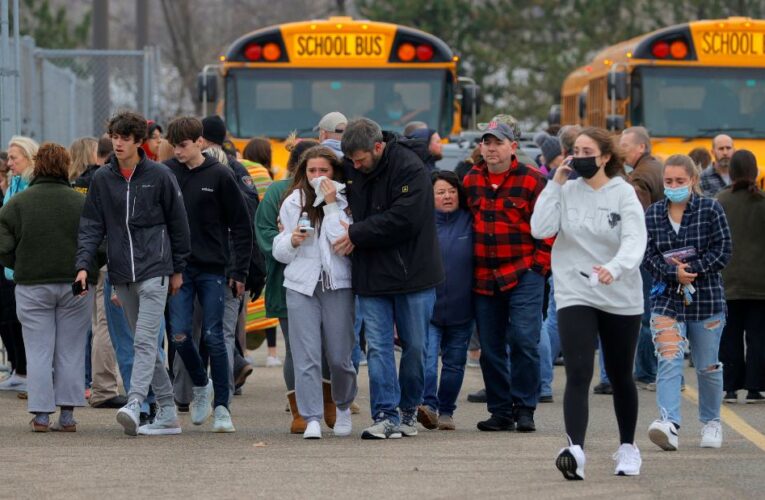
top-left (125, 179), bottom-right (136, 282)
top-left (396, 249), bottom-right (408, 278)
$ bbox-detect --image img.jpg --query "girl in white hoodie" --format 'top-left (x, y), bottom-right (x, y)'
top-left (531, 127), bottom-right (647, 480)
top-left (273, 146), bottom-right (356, 439)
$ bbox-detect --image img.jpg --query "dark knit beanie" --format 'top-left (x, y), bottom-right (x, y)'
top-left (202, 115), bottom-right (227, 145)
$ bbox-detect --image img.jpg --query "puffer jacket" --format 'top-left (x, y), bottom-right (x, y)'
top-left (272, 188), bottom-right (351, 296)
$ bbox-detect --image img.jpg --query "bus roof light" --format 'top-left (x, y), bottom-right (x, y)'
top-left (651, 41), bottom-right (670, 59)
top-left (244, 43), bottom-right (262, 61)
top-left (397, 43), bottom-right (416, 62)
top-left (416, 44), bottom-right (434, 61)
top-left (670, 40), bottom-right (688, 59)
top-left (263, 43), bottom-right (281, 61)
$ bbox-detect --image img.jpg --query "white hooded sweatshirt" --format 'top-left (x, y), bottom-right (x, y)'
top-left (531, 176), bottom-right (647, 315)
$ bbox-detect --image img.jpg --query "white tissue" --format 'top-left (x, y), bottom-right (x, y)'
top-left (309, 176), bottom-right (346, 207)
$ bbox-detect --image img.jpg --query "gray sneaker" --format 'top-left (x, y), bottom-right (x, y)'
top-left (361, 419), bottom-right (402, 440)
top-left (138, 405), bottom-right (182, 435)
top-left (116, 399), bottom-right (142, 436)
top-left (190, 380), bottom-right (213, 425)
top-left (400, 411), bottom-right (418, 437)
top-left (212, 405), bottom-right (236, 433)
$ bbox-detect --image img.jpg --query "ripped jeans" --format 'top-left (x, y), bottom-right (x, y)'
top-left (651, 312), bottom-right (725, 427)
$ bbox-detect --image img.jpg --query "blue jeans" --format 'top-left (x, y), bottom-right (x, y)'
top-left (652, 312), bottom-right (725, 426)
top-left (168, 266), bottom-right (229, 409)
top-left (475, 270), bottom-right (545, 415)
top-left (599, 344), bottom-right (611, 385)
top-left (103, 274), bottom-right (164, 413)
top-left (634, 267), bottom-right (657, 383)
top-left (358, 288), bottom-right (436, 425)
top-left (538, 277), bottom-right (559, 397)
top-left (423, 321), bottom-right (473, 416)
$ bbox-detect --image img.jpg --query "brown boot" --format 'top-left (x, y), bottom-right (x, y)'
top-left (323, 380), bottom-right (336, 429)
top-left (287, 391), bottom-right (307, 434)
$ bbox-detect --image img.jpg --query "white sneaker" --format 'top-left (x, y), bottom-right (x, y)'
top-left (613, 443), bottom-right (642, 476)
top-left (138, 405), bottom-right (182, 435)
top-left (334, 407), bottom-right (352, 437)
top-left (190, 380), bottom-right (213, 425)
top-left (0, 371), bottom-right (26, 391)
top-left (266, 356), bottom-right (282, 367)
top-left (555, 437), bottom-right (585, 480)
top-left (700, 420), bottom-right (722, 448)
top-left (116, 399), bottom-right (142, 436)
top-left (212, 405), bottom-right (236, 433)
top-left (648, 419), bottom-right (679, 451)
top-left (303, 420), bottom-right (322, 439)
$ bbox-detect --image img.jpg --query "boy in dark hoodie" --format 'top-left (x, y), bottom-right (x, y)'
top-left (163, 117), bottom-right (253, 434)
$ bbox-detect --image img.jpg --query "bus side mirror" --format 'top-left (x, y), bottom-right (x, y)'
top-left (197, 72), bottom-right (217, 103)
top-left (608, 71), bottom-right (628, 101)
top-left (548, 104), bottom-right (561, 126)
top-left (461, 83), bottom-right (481, 128)
top-left (606, 115), bottom-right (625, 131)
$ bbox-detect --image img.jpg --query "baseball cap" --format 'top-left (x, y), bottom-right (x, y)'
top-left (314, 111), bottom-right (348, 133)
top-left (480, 121), bottom-right (516, 142)
top-left (478, 114), bottom-right (521, 139)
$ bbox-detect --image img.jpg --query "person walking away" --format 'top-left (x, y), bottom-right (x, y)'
top-left (164, 117), bottom-right (252, 432)
top-left (273, 146), bottom-right (356, 439)
top-left (417, 170), bottom-right (473, 431)
top-left (0, 143), bottom-right (101, 431)
top-left (337, 118), bottom-right (443, 439)
top-left (716, 150), bottom-right (765, 403)
top-left (532, 127), bottom-right (647, 479)
top-left (75, 110), bottom-right (191, 436)
top-left (644, 154), bottom-right (731, 451)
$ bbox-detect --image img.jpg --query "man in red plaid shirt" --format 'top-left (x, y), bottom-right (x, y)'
top-left (463, 121), bottom-right (551, 433)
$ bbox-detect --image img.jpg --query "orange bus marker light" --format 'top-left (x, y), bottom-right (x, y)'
top-left (263, 43), bottom-right (281, 61)
top-left (398, 43), bottom-right (416, 61)
top-left (670, 40), bottom-right (688, 59)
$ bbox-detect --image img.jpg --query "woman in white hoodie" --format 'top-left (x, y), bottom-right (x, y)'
top-left (531, 127), bottom-right (647, 480)
top-left (273, 146), bottom-right (356, 439)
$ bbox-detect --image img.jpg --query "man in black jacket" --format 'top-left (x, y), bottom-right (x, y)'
top-left (336, 118), bottom-right (443, 439)
top-left (76, 110), bottom-right (191, 437)
top-left (164, 116), bottom-right (252, 433)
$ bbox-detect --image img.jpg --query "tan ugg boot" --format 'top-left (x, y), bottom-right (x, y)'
top-left (323, 380), bottom-right (336, 429)
top-left (287, 391), bottom-right (307, 434)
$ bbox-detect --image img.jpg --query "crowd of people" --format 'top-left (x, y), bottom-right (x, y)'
top-left (0, 107), bottom-right (763, 481)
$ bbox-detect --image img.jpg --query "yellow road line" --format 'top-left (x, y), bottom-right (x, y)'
top-left (683, 385), bottom-right (765, 452)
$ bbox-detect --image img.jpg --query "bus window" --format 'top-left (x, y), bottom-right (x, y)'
top-left (256, 82), bottom-right (293, 109)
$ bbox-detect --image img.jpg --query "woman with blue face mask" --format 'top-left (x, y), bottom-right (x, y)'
top-left (643, 154), bottom-right (732, 452)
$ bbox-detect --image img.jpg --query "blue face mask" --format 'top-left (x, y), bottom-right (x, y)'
top-left (664, 185), bottom-right (691, 203)
top-left (387, 110), bottom-right (403, 120)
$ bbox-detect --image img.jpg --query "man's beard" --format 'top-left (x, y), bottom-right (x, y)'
top-left (717, 157), bottom-right (731, 169)
top-left (431, 152), bottom-right (444, 161)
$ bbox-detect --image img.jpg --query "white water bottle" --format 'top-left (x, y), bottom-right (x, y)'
top-left (298, 211), bottom-right (313, 234)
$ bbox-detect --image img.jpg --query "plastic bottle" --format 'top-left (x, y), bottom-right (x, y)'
top-left (298, 211), bottom-right (312, 231)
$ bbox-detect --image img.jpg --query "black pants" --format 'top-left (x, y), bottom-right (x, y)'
top-left (0, 319), bottom-right (25, 375)
top-left (266, 327), bottom-right (277, 348)
top-left (720, 300), bottom-right (765, 392)
top-left (558, 306), bottom-right (641, 447)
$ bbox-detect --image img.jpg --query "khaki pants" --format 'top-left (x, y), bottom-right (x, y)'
top-left (89, 270), bottom-right (121, 405)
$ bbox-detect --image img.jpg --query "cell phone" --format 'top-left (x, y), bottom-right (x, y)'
top-left (72, 280), bottom-right (88, 296)
top-left (299, 226), bottom-right (315, 235)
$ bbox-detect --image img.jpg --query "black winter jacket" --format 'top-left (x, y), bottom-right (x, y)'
top-left (165, 155), bottom-right (253, 282)
top-left (76, 149), bottom-right (191, 285)
top-left (345, 132), bottom-right (444, 295)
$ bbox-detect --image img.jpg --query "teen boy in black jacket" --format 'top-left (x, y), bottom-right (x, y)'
top-left (164, 116), bottom-right (252, 433)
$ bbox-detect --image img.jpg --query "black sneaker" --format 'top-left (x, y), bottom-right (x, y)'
top-left (746, 391), bottom-right (765, 404)
top-left (467, 388), bottom-right (487, 403)
top-left (175, 400), bottom-right (190, 413)
top-left (91, 394), bottom-right (128, 409)
top-left (723, 391), bottom-right (738, 404)
top-left (539, 395), bottom-right (554, 403)
top-left (477, 414), bottom-right (515, 431)
top-left (514, 408), bottom-right (536, 432)
top-left (593, 382), bottom-right (613, 395)
top-left (553, 356), bottom-right (565, 366)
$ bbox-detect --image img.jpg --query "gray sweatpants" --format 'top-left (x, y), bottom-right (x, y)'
top-left (16, 284), bottom-right (93, 413)
top-left (287, 286), bottom-right (357, 422)
top-left (114, 277), bottom-right (174, 408)
top-left (173, 293), bottom-right (241, 405)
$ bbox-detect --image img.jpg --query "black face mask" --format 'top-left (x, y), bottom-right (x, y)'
top-left (571, 156), bottom-right (600, 179)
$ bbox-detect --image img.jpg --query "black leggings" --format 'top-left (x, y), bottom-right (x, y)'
top-left (0, 320), bottom-right (26, 375)
top-left (558, 306), bottom-right (641, 447)
top-left (266, 327), bottom-right (277, 348)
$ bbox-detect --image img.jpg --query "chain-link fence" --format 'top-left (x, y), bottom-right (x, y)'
top-left (4, 36), bottom-right (160, 146)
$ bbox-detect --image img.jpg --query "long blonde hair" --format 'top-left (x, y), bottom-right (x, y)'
top-left (69, 137), bottom-right (98, 181)
top-left (7, 135), bottom-right (39, 180)
top-left (203, 144), bottom-right (229, 166)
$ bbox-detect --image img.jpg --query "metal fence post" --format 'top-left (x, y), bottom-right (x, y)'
top-left (142, 46), bottom-right (150, 117)
top-left (12, 0), bottom-right (20, 136)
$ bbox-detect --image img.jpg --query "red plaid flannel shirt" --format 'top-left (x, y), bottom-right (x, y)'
top-left (463, 158), bottom-right (552, 295)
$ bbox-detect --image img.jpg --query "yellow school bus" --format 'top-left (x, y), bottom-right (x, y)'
top-left (200, 16), bottom-right (475, 176)
top-left (555, 17), bottom-right (765, 173)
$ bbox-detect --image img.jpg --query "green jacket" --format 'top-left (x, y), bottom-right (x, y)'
top-left (0, 177), bottom-right (100, 285)
top-left (256, 179), bottom-right (290, 318)
top-left (717, 186), bottom-right (765, 300)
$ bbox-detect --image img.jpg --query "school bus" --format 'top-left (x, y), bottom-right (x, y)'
top-left (554, 17), bottom-right (765, 172)
top-left (199, 16), bottom-right (477, 177)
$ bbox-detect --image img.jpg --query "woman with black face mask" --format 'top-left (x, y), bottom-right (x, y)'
top-left (531, 127), bottom-right (647, 481)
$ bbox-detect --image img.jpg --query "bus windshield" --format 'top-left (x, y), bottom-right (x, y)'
top-left (225, 68), bottom-right (450, 139)
top-left (633, 66), bottom-right (765, 138)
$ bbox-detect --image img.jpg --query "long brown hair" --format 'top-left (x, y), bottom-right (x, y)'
top-left (577, 127), bottom-right (625, 178)
top-left (285, 146), bottom-right (345, 230)
top-left (730, 149), bottom-right (763, 198)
